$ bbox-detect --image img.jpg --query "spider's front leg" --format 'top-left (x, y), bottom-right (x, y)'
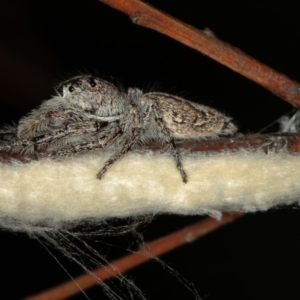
top-left (0, 121), bottom-right (101, 154)
top-left (141, 95), bottom-right (188, 183)
top-left (40, 121), bottom-right (123, 157)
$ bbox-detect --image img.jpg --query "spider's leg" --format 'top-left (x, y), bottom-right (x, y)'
top-left (151, 102), bottom-right (188, 183)
top-left (96, 129), bottom-right (140, 179)
top-left (97, 103), bottom-right (142, 180)
top-left (41, 122), bottom-right (122, 157)
top-left (34, 121), bottom-right (99, 145)
top-left (0, 121), bottom-right (100, 154)
top-left (156, 121), bottom-right (187, 183)
top-left (0, 138), bottom-right (33, 152)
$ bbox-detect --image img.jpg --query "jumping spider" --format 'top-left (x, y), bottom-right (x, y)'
top-left (0, 75), bottom-right (237, 182)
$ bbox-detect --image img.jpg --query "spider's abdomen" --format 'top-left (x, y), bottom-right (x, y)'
top-left (142, 93), bottom-right (237, 139)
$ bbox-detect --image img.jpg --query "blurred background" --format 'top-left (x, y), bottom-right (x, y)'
top-left (1, 0), bottom-right (300, 299)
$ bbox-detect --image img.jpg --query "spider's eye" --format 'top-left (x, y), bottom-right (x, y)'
top-left (69, 86), bottom-right (75, 93)
top-left (88, 78), bottom-right (97, 87)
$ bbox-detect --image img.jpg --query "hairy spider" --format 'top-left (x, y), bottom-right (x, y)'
top-left (0, 75), bottom-right (237, 182)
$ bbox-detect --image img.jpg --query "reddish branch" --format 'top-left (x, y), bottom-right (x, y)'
top-left (100, 0), bottom-right (300, 108)
top-left (3, 133), bottom-right (300, 163)
top-left (148, 133), bottom-right (300, 154)
top-left (25, 213), bottom-right (242, 300)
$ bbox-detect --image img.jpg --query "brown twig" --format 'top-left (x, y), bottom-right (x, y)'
top-left (147, 133), bottom-right (300, 154)
top-left (3, 133), bottom-right (300, 164)
top-left (24, 213), bottom-right (243, 300)
top-left (99, 0), bottom-right (300, 108)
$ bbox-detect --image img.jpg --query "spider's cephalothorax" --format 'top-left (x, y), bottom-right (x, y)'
top-left (0, 75), bottom-right (237, 182)
top-left (57, 75), bottom-right (127, 118)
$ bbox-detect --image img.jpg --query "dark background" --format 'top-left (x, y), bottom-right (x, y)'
top-left (0, 0), bottom-right (300, 299)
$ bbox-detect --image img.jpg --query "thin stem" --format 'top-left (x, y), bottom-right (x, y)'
top-left (99, 0), bottom-right (300, 107)
top-left (3, 133), bottom-right (300, 163)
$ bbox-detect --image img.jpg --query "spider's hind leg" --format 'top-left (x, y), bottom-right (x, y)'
top-left (167, 138), bottom-right (188, 183)
top-left (143, 99), bottom-right (188, 183)
top-left (160, 131), bottom-right (188, 183)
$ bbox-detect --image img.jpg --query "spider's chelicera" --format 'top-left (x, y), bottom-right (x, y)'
top-left (0, 75), bottom-right (237, 182)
